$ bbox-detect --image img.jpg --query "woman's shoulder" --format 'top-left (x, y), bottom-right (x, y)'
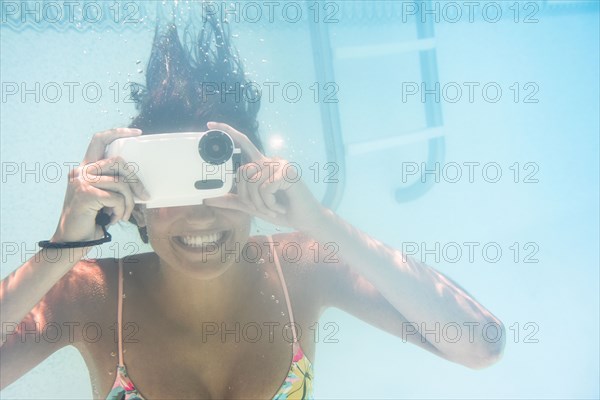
top-left (249, 231), bottom-right (321, 283)
top-left (55, 253), bottom-right (157, 312)
top-left (24, 257), bottom-right (117, 331)
top-left (249, 231), bottom-right (325, 319)
top-left (54, 257), bottom-right (117, 309)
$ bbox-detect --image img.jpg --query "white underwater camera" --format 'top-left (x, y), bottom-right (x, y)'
top-left (105, 130), bottom-right (241, 208)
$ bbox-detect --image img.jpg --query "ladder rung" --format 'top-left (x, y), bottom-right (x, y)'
top-left (346, 127), bottom-right (444, 156)
top-left (334, 38), bottom-right (436, 60)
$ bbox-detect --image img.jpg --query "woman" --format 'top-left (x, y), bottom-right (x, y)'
top-left (0, 18), bottom-right (504, 399)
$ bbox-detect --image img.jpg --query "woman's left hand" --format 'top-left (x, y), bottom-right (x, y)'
top-left (203, 122), bottom-right (325, 233)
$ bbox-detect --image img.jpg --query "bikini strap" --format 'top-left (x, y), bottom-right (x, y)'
top-left (266, 235), bottom-right (299, 346)
top-left (117, 258), bottom-right (124, 366)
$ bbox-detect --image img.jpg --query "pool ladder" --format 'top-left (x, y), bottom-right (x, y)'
top-left (307, 0), bottom-right (445, 208)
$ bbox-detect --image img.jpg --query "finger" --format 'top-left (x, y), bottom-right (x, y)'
top-left (260, 179), bottom-right (287, 214)
top-left (262, 161), bottom-right (292, 214)
top-left (81, 156), bottom-right (150, 200)
top-left (206, 122), bottom-right (264, 163)
top-left (87, 176), bottom-right (136, 221)
top-left (84, 185), bottom-right (128, 225)
top-left (235, 164), bottom-right (259, 213)
top-left (260, 176), bottom-right (289, 214)
top-left (98, 192), bottom-right (126, 225)
top-left (247, 165), bottom-right (278, 218)
top-left (264, 165), bottom-right (294, 210)
top-left (82, 128), bottom-right (142, 165)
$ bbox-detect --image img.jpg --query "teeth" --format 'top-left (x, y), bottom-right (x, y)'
top-left (179, 231), bottom-right (225, 247)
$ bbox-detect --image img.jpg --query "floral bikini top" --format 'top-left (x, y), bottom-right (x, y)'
top-left (106, 237), bottom-right (314, 400)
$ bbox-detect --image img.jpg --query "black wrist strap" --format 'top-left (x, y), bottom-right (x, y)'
top-left (38, 212), bottom-right (112, 249)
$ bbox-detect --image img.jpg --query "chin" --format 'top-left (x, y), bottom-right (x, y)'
top-left (152, 228), bottom-right (249, 280)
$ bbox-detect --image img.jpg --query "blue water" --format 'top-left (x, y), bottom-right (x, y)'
top-left (1, 1), bottom-right (598, 398)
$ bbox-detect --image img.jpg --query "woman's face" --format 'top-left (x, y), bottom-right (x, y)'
top-left (141, 203), bottom-right (252, 279)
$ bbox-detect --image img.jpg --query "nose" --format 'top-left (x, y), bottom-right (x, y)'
top-left (182, 203), bottom-right (218, 226)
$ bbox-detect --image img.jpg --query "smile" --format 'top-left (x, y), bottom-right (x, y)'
top-left (172, 230), bottom-right (231, 253)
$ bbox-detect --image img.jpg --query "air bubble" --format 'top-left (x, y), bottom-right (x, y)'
top-left (122, 294), bottom-right (126, 299)
top-left (111, 352), bottom-right (116, 357)
top-left (136, 60), bottom-right (141, 64)
top-left (258, 258), bottom-right (265, 264)
top-left (271, 295), bottom-right (275, 300)
top-left (137, 69), bottom-right (143, 74)
top-left (275, 300), bottom-right (279, 304)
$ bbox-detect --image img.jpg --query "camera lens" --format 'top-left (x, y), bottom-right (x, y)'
top-left (198, 130), bottom-right (234, 165)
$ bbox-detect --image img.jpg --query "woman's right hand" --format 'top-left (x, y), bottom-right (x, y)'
top-left (51, 128), bottom-right (150, 243)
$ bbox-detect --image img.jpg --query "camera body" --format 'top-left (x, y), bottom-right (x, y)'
top-left (105, 130), bottom-right (241, 208)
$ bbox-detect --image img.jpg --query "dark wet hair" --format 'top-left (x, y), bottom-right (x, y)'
top-left (129, 17), bottom-right (262, 152)
top-left (128, 17), bottom-right (262, 242)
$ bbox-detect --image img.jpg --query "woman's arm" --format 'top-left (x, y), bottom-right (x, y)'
top-left (203, 121), bottom-right (505, 369)
top-left (0, 255), bottom-right (95, 389)
top-left (303, 207), bottom-right (505, 369)
top-left (1, 128), bottom-right (146, 347)
top-left (0, 248), bottom-right (89, 347)
top-left (1, 128), bottom-right (149, 389)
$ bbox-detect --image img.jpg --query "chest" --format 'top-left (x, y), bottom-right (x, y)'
top-left (80, 278), bottom-right (318, 399)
